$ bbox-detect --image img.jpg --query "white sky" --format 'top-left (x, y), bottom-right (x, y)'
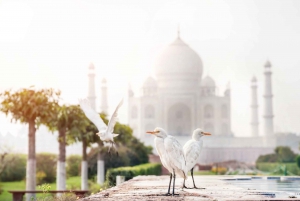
top-left (0, 0), bottom-right (300, 137)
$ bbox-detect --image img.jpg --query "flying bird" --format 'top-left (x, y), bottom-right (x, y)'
top-left (79, 98), bottom-right (123, 155)
top-left (147, 127), bottom-right (187, 196)
top-left (183, 128), bottom-right (211, 189)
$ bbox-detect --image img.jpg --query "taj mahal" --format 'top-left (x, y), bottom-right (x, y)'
top-left (88, 32), bottom-right (300, 165)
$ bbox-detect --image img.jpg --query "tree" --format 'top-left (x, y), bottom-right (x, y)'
top-left (0, 88), bottom-right (60, 200)
top-left (46, 104), bottom-right (89, 190)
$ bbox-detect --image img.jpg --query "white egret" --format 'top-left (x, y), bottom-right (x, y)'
top-left (79, 98), bottom-right (123, 155)
top-left (183, 128), bottom-right (211, 189)
top-left (147, 127), bottom-right (187, 196)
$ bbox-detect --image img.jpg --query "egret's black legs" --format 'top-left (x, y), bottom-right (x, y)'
top-left (171, 170), bottom-right (179, 196)
top-left (191, 168), bottom-right (205, 189)
top-left (182, 170), bottom-right (191, 189)
top-left (182, 179), bottom-right (191, 189)
top-left (164, 174), bottom-right (172, 196)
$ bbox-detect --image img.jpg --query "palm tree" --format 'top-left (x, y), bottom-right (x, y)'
top-left (0, 88), bottom-right (60, 200)
top-left (46, 104), bottom-right (89, 191)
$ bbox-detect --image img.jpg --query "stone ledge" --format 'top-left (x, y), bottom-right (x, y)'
top-left (79, 175), bottom-right (299, 201)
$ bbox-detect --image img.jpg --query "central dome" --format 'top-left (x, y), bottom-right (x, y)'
top-left (155, 37), bottom-right (203, 80)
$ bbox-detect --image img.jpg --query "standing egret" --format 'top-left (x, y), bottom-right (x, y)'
top-left (79, 98), bottom-right (123, 155)
top-left (147, 127), bottom-right (187, 196)
top-left (183, 128), bottom-right (211, 189)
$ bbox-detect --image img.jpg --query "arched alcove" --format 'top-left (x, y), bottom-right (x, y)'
top-left (204, 123), bottom-right (214, 134)
top-left (145, 105), bottom-right (155, 118)
top-left (204, 105), bottom-right (214, 118)
top-left (168, 103), bottom-right (191, 136)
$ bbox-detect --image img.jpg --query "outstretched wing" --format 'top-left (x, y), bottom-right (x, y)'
top-left (107, 98), bottom-right (123, 133)
top-left (79, 99), bottom-right (107, 131)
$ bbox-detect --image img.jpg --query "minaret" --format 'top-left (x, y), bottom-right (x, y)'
top-left (82, 63), bottom-right (97, 190)
top-left (263, 60), bottom-right (274, 136)
top-left (87, 63), bottom-right (96, 110)
top-left (100, 78), bottom-right (108, 114)
top-left (251, 76), bottom-right (259, 136)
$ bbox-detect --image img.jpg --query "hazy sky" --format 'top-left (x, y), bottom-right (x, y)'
top-left (0, 0), bottom-right (300, 137)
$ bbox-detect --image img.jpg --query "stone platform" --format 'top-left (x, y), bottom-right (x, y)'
top-left (79, 175), bottom-right (299, 201)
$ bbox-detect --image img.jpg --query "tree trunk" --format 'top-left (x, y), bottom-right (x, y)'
top-left (82, 139), bottom-right (87, 161)
top-left (81, 139), bottom-right (88, 190)
top-left (57, 128), bottom-right (66, 191)
top-left (97, 148), bottom-right (105, 184)
top-left (26, 120), bottom-right (36, 201)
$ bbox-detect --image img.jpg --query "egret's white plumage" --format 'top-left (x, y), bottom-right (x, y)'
top-left (183, 128), bottom-right (211, 188)
top-left (79, 98), bottom-right (123, 152)
top-left (147, 127), bottom-right (187, 195)
top-left (154, 137), bottom-right (172, 173)
top-left (164, 135), bottom-right (187, 179)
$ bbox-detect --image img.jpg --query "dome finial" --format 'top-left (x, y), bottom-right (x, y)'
top-left (265, 60), bottom-right (271, 68)
top-left (177, 23), bottom-right (180, 38)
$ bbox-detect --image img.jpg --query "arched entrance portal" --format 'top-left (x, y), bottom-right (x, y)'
top-left (168, 103), bottom-right (191, 136)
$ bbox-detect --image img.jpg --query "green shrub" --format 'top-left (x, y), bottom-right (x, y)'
top-left (296, 155), bottom-right (300, 168)
top-left (67, 155), bottom-right (81, 177)
top-left (0, 154), bottom-right (26, 181)
top-left (36, 153), bottom-right (57, 183)
top-left (105, 163), bottom-right (161, 186)
top-left (275, 146), bottom-right (296, 162)
top-left (256, 162), bottom-right (300, 175)
top-left (256, 146), bottom-right (296, 164)
top-left (256, 153), bottom-right (278, 163)
top-left (36, 171), bottom-right (47, 185)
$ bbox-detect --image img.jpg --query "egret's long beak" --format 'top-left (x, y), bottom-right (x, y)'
top-left (202, 132), bottom-right (211, 135)
top-left (146, 131), bottom-right (159, 135)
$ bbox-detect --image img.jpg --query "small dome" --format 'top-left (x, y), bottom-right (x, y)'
top-left (251, 76), bottom-right (257, 82)
top-left (143, 76), bottom-right (157, 88)
top-left (201, 76), bottom-right (216, 87)
top-left (101, 78), bottom-right (107, 83)
top-left (264, 60), bottom-right (271, 68)
top-left (89, 63), bottom-right (95, 69)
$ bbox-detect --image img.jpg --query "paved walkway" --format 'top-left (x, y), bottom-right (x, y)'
top-left (79, 175), bottom-right (298, 201)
